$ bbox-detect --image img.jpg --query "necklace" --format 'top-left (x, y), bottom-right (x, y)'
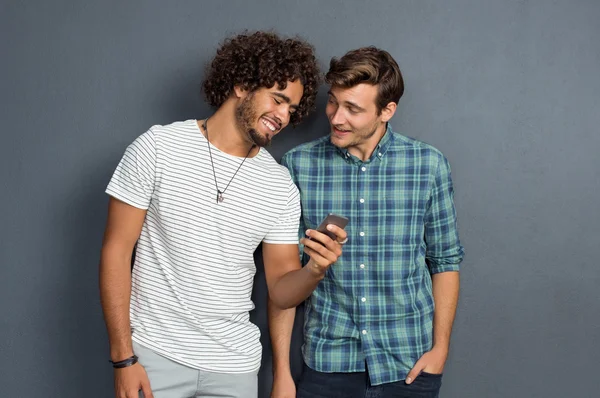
top-left (202, 119), bottom-right (254, 204)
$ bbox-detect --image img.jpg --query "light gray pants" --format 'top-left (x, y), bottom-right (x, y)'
top-left (133, 341), bottom-right (258, 398)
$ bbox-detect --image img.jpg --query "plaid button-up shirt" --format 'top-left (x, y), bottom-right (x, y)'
top-left (281, 125), bottom-right (464, 385)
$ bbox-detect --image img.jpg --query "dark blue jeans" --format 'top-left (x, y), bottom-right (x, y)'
top-left (296, 363), bottom-right (442, 398)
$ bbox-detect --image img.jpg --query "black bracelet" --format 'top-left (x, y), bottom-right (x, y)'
top-left (109, 355), bottom-right (139, 369)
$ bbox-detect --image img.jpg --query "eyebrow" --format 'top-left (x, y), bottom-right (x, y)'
top-left (327, 90), bottom-right (366, 112)
top-left (273, 92), bottom-right (299, 110)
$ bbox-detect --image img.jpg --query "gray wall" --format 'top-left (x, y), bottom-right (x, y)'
top-left (1, 1), bottom-right (599, 397)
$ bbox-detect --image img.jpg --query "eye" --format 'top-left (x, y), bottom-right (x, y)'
top-left (348, 108), bottom-right (358, 114)
top-left (273, 97), bottom-right (281, 105)
top-left (289, 108), bottom-right (297, 115)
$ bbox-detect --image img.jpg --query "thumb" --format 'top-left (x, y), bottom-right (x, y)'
top-left (405, 360), bottom-right (425, 384)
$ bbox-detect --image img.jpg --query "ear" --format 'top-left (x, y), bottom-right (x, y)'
top-left (380, 102), bottom-right (397, 123)
top-left (233, 85), bottom-right (249, 99)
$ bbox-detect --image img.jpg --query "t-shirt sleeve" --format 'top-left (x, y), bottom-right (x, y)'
top-left (105, 130), bottom-right (156, 210)
top-left (262, 173), bottom-right (301, 244)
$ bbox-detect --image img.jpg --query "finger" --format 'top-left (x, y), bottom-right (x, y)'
top-left (126, 389), bottom-right (139, 398)
top-left (301, 236), bottom-right (332, 256)
top-left (321, 228), bottom-right (345, 254)
top-left (304, 231), bottom-right (342, 257)
top-left (406, 361), bottom-right (426, 384)
top-left (326, 224), bottom-right (347, 242)
top-left (140, 380), bottom-right (154, 398)
top-left (302, 245), bottom-right (333, 268)
top-left (305, 229), bottom-right (336, 247)
top-left (303, 247), bottom-right (339, 276)
top-left (301, 237), bottom-right (339, 263)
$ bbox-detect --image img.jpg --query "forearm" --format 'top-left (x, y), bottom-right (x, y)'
top-left (99, 245), bottom-right (134, 361)
top-left (269, 261), bottom-right (323, 309)
top-left (431, 271), bottom-right (460, 351)
top-left (268, 298), bottom-right (296, 376)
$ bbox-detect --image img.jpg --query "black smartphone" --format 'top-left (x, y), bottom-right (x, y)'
top-left (312, 213), bottom-right (349, 241)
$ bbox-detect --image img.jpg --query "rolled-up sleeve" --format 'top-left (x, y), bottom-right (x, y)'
top-left (424, 155), bottom-right (464, 274)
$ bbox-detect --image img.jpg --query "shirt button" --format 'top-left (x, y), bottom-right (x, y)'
top-left (361, 297), bottom-right (366, 302)
top-left (378, 152), bottom-right (382, 157)
top-left (359, 232), bottom-right (365, 237)
top-left (361, 166), bottom-right (366, 171)
top-left (360, 264), bottom-right (365, 269)
top-left (362, 330), bottom-right (368, 335)
top-left (359, 198), bottom-right (365, 203)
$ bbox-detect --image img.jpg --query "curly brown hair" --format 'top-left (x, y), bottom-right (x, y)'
top-left (203, 31), bottom-right (320, 125)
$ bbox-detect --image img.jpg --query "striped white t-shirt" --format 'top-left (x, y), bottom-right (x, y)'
top-left (106, 119), bottom-right (300, 373)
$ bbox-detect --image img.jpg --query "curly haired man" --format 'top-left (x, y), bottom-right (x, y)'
top-left (99, 31), bottom-right (347, 398)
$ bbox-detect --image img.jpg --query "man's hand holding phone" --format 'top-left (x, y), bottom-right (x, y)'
top-left (301, 213), bottom-right (349, 279)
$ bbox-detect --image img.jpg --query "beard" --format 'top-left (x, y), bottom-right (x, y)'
top-left (235, 92), bottom-right (271, 147)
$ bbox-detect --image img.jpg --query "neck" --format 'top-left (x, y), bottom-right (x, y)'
top-left (199, 101), bottom-right (257, 157)
top-left (347, 122), bottom-right (388, 161)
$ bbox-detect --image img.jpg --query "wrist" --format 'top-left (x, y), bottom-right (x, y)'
top-left (109, 354), bottom-right (138, 369)
top-left (431, 343), bottom-right (449, 356)
top-left (273, 367), bottom-right (293, 379)
top-left (272, 360), bottom-right (291, 375)
top-left (304, 260), bottom-right (325, 281)
top-left (110, 345), bottom-right (134, 362)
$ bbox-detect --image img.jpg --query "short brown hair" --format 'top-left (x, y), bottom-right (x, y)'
top-left (325, 46), bottom-right (404, 114)
top-left (203, 31), bottom-right (320, 125)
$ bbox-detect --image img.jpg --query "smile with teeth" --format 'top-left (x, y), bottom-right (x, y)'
top-left (261, 117), bottom-right (278, 132)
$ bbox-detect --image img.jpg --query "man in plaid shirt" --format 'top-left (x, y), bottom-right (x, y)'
top-left (269, 47), bottom-right (464, 398)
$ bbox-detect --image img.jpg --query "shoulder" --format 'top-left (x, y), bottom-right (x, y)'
top-left (389, 130), bottom-right (447, 166)
top-left (281, 135), bottom-right (332, 166)
top-left (255, 148), bottom-right (296, 184)
top-left (144, 119), bottom-right (199, 143)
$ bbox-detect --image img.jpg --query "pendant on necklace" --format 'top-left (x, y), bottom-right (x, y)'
top-left (217, 190), bottom-right (224, 203)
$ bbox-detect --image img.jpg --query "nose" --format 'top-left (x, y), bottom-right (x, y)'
top-left (330, 106), bottom-right (345, 126)
top-left (275, 105), bottom-right (290, 127)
